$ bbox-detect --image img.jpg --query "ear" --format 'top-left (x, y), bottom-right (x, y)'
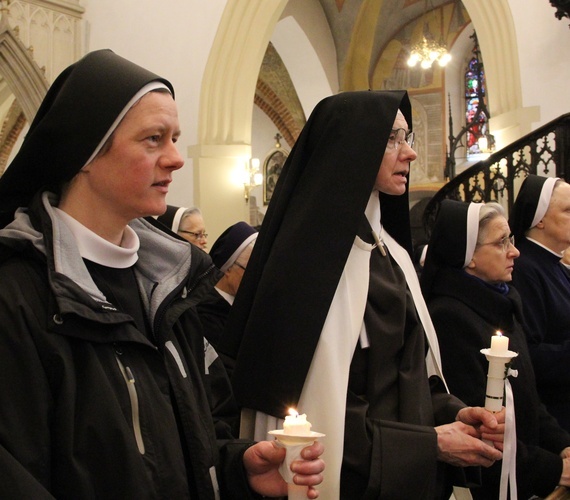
top-left (466, 258), bottom-right (476, 269)
top-left (535, 220), bottom-right (545, 229)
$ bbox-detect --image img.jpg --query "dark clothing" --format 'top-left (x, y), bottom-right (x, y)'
top-left (511, 237), bottom-right (570, 431)
top-left (342, 240), bottom-right (465, 499)
top-left (222, 91), bottom-right (470, 499)
top-left (221, 91), bottom-right (415, 415)
top-left (427, 267), bottom-right (570, 499)
top-left (197, 287), bottom-right (232, 349)
top-left (0, 193), bottom-right (254, 499)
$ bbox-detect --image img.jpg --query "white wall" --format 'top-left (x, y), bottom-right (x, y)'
top-left (81, 0), bottom-right (228, 208)
top-left (79, 0), bottom-right (570, 210)
top-left (509, 0), bottom-right (570, 127)
top-left (276, 0), bottom-right (337, 116)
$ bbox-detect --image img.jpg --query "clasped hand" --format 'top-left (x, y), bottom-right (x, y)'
top-left (435, 407), bottom-right (505, 468)
top-left (244, 440), bottom-right (325, 498)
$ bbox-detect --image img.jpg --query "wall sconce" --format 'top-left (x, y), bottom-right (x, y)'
top-left (244, 157), bottom-right (262, 202)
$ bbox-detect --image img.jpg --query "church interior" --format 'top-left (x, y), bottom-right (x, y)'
top-left (0, 0), bottom-right (568, 243)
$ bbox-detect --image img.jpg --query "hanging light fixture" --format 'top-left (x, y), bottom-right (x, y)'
top-left (407, 0), bottom-right (451, 69)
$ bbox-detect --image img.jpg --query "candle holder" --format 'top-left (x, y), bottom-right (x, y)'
top-left (268, 429), bottom-right (325, 500)
top-left (480, 348), bottom-right (518, 412)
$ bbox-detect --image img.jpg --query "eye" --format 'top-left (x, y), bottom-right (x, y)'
top-left (148, 134), bottom-right (161, 143)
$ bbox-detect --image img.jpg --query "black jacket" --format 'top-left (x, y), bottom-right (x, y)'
top-left (0, 192), bottom-right (254, 499)
top-left (427, 267), bottom-right (570, 499)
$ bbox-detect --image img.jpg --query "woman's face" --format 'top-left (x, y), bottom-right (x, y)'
top-left (79, 92), bottom-right (183, 225)
top-left (374, 112), bottom-right (417, 195)
top-left (178, 213), bottom-right (208, 250)
top-left (466, 215), bottom-right (520, 284)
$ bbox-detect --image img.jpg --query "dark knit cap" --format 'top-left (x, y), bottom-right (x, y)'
top-left (209, 222), bottom-right (257, 271)
top-left (0, 49), bottom-right (174, 227)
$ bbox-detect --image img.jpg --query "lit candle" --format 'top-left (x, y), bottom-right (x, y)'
top-left (283, 408), bottom-right (312, 436)
top-left (490, 331), bottom-right (509, 355)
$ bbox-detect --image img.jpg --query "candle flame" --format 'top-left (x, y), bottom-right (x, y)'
top-left (495, 331), bottom-right (503, 337)
top-left (288, 408), bottom-right (299, 418)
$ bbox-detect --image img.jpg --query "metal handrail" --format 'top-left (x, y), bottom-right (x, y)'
top-left (422, 113), bottom-right (570, 238)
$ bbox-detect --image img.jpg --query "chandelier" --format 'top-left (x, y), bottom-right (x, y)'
top-left (407, 0), bottom-right (451, 69)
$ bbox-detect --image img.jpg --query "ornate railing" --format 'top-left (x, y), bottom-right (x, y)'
top-left (422, 113), bottom-right (570, 237)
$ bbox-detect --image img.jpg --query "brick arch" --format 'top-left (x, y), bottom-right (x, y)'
top-left (255, 79), bottom-right (300, 148)
top-left (193, 0), bottom-right (525, 239)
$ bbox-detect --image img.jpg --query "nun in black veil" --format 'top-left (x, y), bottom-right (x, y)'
top-left (221, 90), bottom-right (503, 499)
top-left (422, 199), bottom-right (570, 499)
top-left (0, 49), bottom-right (324, 499)
top-left (509, 174), bottom-right (570, 432)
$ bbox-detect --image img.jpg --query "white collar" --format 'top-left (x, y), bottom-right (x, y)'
top-left (54, 208), bottom-right (139, 268)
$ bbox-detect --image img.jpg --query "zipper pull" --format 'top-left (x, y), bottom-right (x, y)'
top-left (371, 230), bottom-right (387, 257)
top-left (125, 366), bottom-right (135, 384)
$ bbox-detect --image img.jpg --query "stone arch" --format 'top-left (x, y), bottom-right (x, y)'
top-left (462, 0), bottom-right (538, 141)
top-left (193, 0), bottom-right (526, 237)
top-left (0, 14), bottom-right (48, 122)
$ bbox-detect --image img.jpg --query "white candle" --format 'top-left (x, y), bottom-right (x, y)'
top-left (283, 409), bottom-right (312, 436)
top-left (490, 331), bottom-right (509, 354)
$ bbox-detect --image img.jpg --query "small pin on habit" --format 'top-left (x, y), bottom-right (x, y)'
top-left (371, 230), bottom-right (387, 256)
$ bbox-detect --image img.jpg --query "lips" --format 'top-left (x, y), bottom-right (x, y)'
top-left (153, 179), bottom-right (171, 187)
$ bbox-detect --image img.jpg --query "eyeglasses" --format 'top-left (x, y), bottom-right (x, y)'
top-left (478, 234), bottom-right (515, 252)
top-left (386, 128), bottom-right (415, 150)
top-left (179, 230), bottom-right (208, 240)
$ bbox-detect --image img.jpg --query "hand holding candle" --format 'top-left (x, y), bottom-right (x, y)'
top-left (269, 408), bottom-right (324, 500)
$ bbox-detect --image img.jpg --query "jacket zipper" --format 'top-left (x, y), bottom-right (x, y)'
top-left (152, 263), bottom-right (217, 334)
top-left (115, 354), bottom-right (145, 454)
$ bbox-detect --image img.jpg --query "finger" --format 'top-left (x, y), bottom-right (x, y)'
top-left (293, 472), bottom-right (324, 487)
top-left (301, 441), bottom-right (324, 460)
top-left (292, 458), bottom-right (326, 476)
top-left (307, 486), bottom-right (320, 499)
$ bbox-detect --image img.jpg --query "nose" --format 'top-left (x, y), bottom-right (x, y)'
top-left (400, 142), bottom-right (418, 161)
top-left (508, 243), bottom-right (520, 258)
top-left (163, 141), bottom-right (184, 171)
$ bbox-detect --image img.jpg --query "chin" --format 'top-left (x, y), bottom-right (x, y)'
top-left (378, 185), bottom-right (406, 196)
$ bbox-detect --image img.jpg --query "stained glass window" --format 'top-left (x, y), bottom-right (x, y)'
top-left (464, 32), bottom-right (489, 156)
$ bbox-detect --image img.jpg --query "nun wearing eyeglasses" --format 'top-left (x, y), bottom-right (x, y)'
top-left (421, 199), bottom-right (570, 499)
top-left (221, 90), bottom-right (504, 499)
top-left (509, 174), bottom-right (570, 433)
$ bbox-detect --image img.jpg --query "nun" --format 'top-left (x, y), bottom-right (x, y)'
top-left (509, 174), bottom-right (570, 432)
top-left (221, 90), bottom-right (503, 499)
top-left (422, 199), bottom-right (570, 499)
top-left (157, 205), bottom-right (209, 250)
top-left (198, 221), bottom-right (257, 349)
top-left (0, 49), bottom-right (323, 499)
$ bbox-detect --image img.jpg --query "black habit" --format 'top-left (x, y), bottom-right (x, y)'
top-left (221, 91), bottom-right (468, 499)
top-left (423, 199), bottom-right (570, 499)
